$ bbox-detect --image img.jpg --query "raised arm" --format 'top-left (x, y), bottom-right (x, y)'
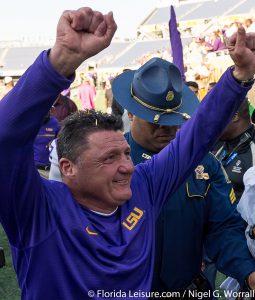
top-left (49, 8), bottom-right (116, 77)
top-left (136, 27), bottom-right (255, 210)
top-left (0, 7), bottom-right (117, 245)
top-left (227, 26), bottom-right (255, 81)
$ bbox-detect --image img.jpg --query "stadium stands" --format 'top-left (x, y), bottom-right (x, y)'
top-left (180, 0), bottom-right (248, 21)
top-left (230, 0), bottom-right (255, 15)
top-left (1, 47), bottom-right (48, 76)
top-left (104, 37), bottom-right (192, 68)
top-left (141, 0), bottom-right (254, 24)
top-left (0, 0), bottom-right (254, 77)
top-left (80, 41), bottom-right (131, 70)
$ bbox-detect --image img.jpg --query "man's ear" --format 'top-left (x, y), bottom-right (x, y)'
top-left (232, 112), bottom-right (240, 122)
top-left (59, 158), bottom-right (75, 177)
top-left (128, 112), bottom-right (134, 121)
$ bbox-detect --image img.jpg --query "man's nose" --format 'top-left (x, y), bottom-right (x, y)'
top-left (118, 156), bottom-right (134, 173)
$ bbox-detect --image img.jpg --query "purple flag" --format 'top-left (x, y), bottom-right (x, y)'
top-left (169, 5), bottom-right (185, 81)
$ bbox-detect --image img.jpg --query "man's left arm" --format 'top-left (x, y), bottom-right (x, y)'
top-left (136, 28), bottom-right (255, 212)
top-left (204, 155), bottom-right (255, 285)
top-left (137, 69), bottom-right (251, 212)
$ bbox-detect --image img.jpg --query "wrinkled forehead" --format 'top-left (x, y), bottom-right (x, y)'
top-left (87, 130), bottom-right (129, 151)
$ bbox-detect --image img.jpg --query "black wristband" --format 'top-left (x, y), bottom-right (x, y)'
top-left (230, 66), bottom-right (255, 87)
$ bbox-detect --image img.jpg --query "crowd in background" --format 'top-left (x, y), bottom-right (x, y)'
top-left (1, 17), bottom-right (255, 104)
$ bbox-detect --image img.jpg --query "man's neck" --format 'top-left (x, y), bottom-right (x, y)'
top-left (64, 180), bottom-right (119, 214)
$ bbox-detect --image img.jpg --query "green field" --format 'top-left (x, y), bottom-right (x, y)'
top-left (73, 88), bottom-right (106, 112)
top-left (0, 226), bottom-right (20, 299)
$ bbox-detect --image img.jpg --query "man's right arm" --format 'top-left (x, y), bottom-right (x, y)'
top-left (0, 51), bottom-right (72, 245)
top-left (49, 8), bottom-right (117, 78)
top-left (0, 7), bottom-right (117, 246)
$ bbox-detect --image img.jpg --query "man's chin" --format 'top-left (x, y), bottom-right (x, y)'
top-left (115, 190), bottom-right (132, 205)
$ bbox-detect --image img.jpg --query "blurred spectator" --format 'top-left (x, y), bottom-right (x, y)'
top-left (245, 18), bottom-right (255, 33)
top-left (214, 99), bottom-right (255, 201)
top-left (185, 64), bottom-right (197, 82)
top-left (0, 76), bottom-right (14, 99)
top-left (90, 72), bottom-right (97, 88)
top-left (78, 76), bottom-right (96, 110)
top-left (194, 59), bottom-right (210, 86)
top-left (225, 21), bottom-right (240, 38)
top-left (111, 97), bottom-right (124, 117)
top-left (206, 30), bottom-right (226, 52)
top-left (105, 78), bottom-right (114, 114)
top-left (50, 93), bottom-right (78, 122)
top-left (186, 81), bottom-right (199, 95)
top-left (207, 82), bottom-right (217, 93)
top-left (34, 112), bottom-right (60, 179)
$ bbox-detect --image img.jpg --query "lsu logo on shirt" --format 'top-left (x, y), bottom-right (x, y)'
top-left (122, 207), bottom-right (144, 230)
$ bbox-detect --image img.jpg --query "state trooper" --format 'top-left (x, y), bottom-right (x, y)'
top-left (214, 98), bottom-right (255, 202)
top-left (112, 57), bottom-right (254, 298)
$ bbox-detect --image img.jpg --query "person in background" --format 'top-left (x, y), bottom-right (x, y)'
top-left (113, 76), bottom-right (251, 298)
top-left (245, 18), bottom-right (255, 33)
top-left (78, 74), bottom-right (96, 110)
top-left (111, 97), bottom-right (131, 133)
top-left (186, 80), bottom-right (199, 96)
top-left (206, 30), bottom-right (226, 52)
top-left (186, 80), bottom-right (218, 295)
top-left (1, 7), bottom-right (255, 300)
top-left (33, 112), bottom-right (60, 178)
top-left (0, 76), bottom-right (14, 99)
top-left (50, 90), bottom-right (78, 122)
top-left (111, 68), bottom-right (132, 132)
top-left (49, 89), bottom-right (78, 181)
top-left (207, 82), bottom-right (217, 93)
top-left (214, 99), bottom-right (255, 202)
top-left (111, 70), bottom-right (131, 110)
top-left (105, 77), bottom-right (113, 114)
top-left (111, 96), bottom-right (124, 117)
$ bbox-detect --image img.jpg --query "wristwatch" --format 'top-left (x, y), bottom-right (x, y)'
top-left (230, 66), bottom-right (255, 87)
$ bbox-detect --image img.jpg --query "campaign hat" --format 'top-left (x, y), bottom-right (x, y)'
top-left (112, 58), bottom-right (199, 125)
